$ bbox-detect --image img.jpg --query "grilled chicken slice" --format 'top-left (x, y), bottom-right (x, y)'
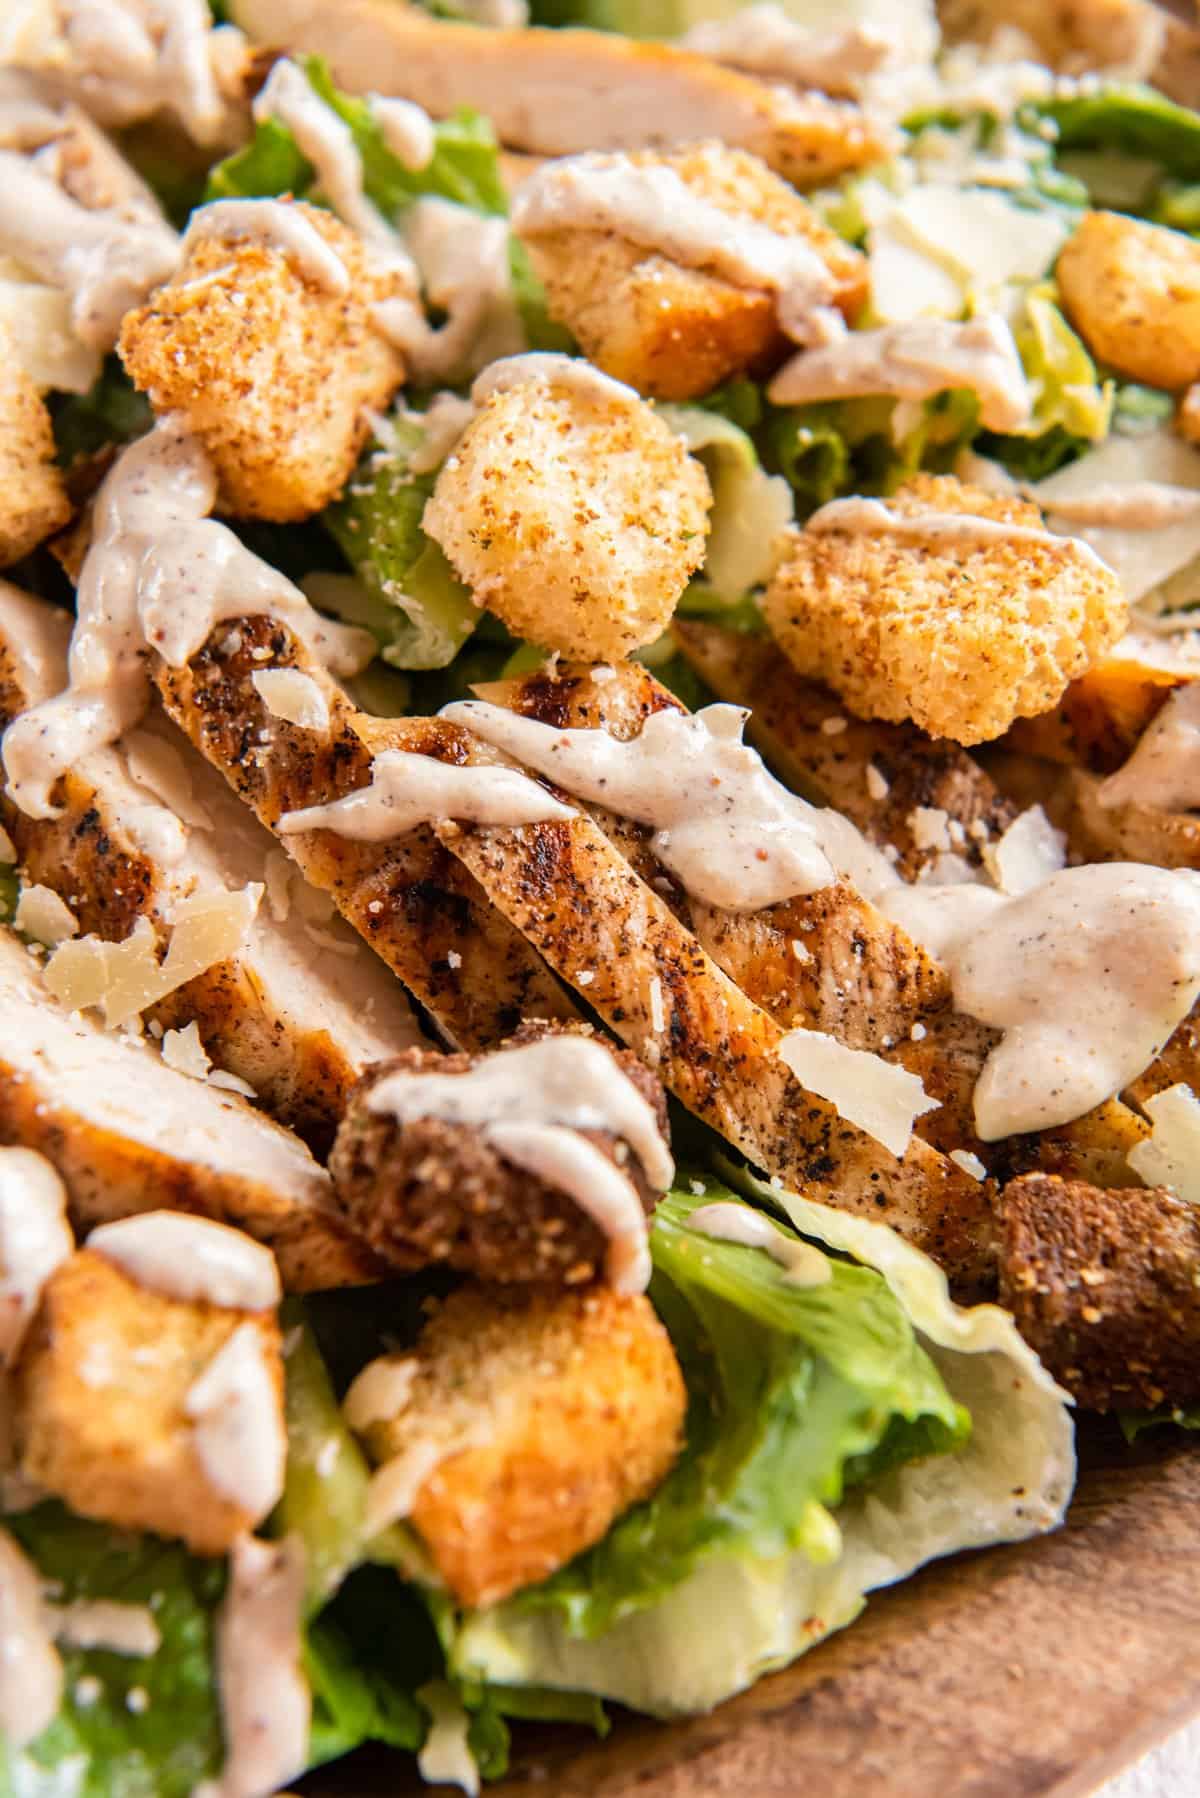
top-left (671, 619), bottom-right (1020, 881)
top-left (984, 745), bottom-right (1200, 871)
top-left (228, 0), bottom-right (887, 186)
top-left (997, 1172), bottom-right (1200, 1412)
top-left (0, 582), bottom-right (422, 1144)
top-left (475, 662), bottom-right (950, 1050)
top-left (0, 929), bottom-right (376, 1290)
top-left (152, 614), bottom-right (579, 1051)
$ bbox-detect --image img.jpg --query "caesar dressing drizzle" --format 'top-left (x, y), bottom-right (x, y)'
top-left (511, 145), bottom-right (841, 343)
top-left (1038, 482), bottom-right (1200, 530)
top-left (196, 1535), bottom-right (309, 1798)
top-left (440, 699), bottom-right (897, 910)
top-left (366, 1035), bottom-right (673, 1292)
top-left (87, 1212), bottom-right (282, 1310)
top-left (805, 494), bottom-right (1109, 574)
top-left (0, 1149), bottom-right (73, 1370)
top-left (0, 1527), bottom-right (63, 1751)
top-left (767, 314), bottom-right (1032, 433)
top-left (1097, 681), bottom-right (1200, 812)
top-left (276, 746), bottom-right (575, 842)
top-left (881, 863), bottom-right (1200, 1139)
top-left (688, 1200), bottom-right (831, 1286)
top-left (1, 417), bottom-right (372, 821)
top-left (182, 197), bottom-right (350, 294)
top-left (681, 6), bottom-right (893, 93)
top-left (0, 143), bottom-right (179, 349)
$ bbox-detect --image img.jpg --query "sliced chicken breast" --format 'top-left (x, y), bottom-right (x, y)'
top-left (0, 582), bottom-right (423, 1144)
top-left (229, 0), bottom-right (887, 186)
top-left (0, 929), bottom-right (377, 1290)
top-left (151, 614), bottom-right (579, 1051)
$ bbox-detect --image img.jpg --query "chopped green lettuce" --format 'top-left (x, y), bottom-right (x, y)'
top-left (207, 58), bottom-right (506, 216)
top-left (657, 405), bottom-right (794, 598)
top-left (1009, 289), bottom-right (1112, 444)
top-left (450, 1180), bottom-right (1073, 1717)
top-left (1120, 1405), bottom-right (1200, 1442)
top-left (322, 414), bottom-right (479, 670)
top-left (1031, 83), bottom-right (1200, 182)
top-left (49, 359), bottom-right (152, 469)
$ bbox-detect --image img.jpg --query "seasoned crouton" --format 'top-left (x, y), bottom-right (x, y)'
top-left (354, 1282), bottom-right (685, 1607)
top-left (996, 1172), bottom-right (1200, 1412)
top-left (1058, 211), bottom-right (1200, 392)
top-left (330, 1022), bottom-right (669, 1287)
top-left (763, 475), bottom-right (1127, 747)
top-left (0, 336), bottom-right (70, 567)
top-left (513, 143), bottom-right (867, 400)
top-left (15, 1249), bottom-right (284, 1554)
top-left (423, 361), bottom-right (711, 660)
top-left (118, 199), bottom-right (405, 521)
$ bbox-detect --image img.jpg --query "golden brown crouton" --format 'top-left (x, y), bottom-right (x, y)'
top-left (1058, 211), bottom-right (1200, 392)
top-left (0, 335), bottom-right (70, 567)
top-left (763, 475), bottom-right (1127, 747)
top-left (514, 143), bottom-right (867, 400)
top-left (118, 200), bottom-right (405, 521)
top-left (14, 1250), bottom-right (284, 1555)
top-left (423, 364), bottom-right (711, 660)
top-left (1178, 382), bottom-right (1200, 445)
top-left (356, 1283), bottom-right (686, 1607)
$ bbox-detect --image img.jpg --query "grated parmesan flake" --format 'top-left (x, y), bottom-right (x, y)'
top-left (983, 805), bottom-right (1066, 897)
top-left (14, 884), bottom-right (78, 948)
top-left (251, 668), bottom-right (331, 734)
top-left (777, 1028), bottom-right (940, 1158)
top-left (1128, 1082), bottom-right (1200, 1205)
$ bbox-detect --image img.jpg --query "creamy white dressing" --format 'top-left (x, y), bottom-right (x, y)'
top-left (197, 1535), bottom-right (309, 1798)
top-left (0, 1148), bottom-right (73, 1370)
top-left (0, 146), bottom-right (178, 349)
top-left (185, 1323), bottom-right (286, 1520)
top-left (891, 864), bottom-right (1200, 1140)
top-left (443, 699), bottom-right (896, 911)
top-left (182, 197), bottom-right (349, 294)
top-left (367, 1035), bottom-right (672, 1292)
top-left (0, 1526), bottom-right (62, 1751)
top-left (386, 198), bottom-right (526, 382)
top-left (277, 745), bottom-right (573, 843)
top-left (767, 314), bottom-right (1032, 433)
top-left (87, 1212), bottom-right (281, 1310)
top-left (1098, 682), bottom-right (1200, 814)
top-left (471, 350), bottom-right (639, 410)
top-left (50, 1599), bottom-right (161, 1657)
top-left (416, 1682), bottom-right (481, 1798)
top-left (688, 1200), bottom-right (831, 1287)
top-left (253, 58), bottom-right (393, 248)
top-left (29, 0), bottom-right (242, 144)
top-left (1, 417), bottom-right (372, 821)
top-left (805, 494), bottom-right (1110, 577)
top-left (511, 146), bottom-right (839, 344)
top-left (368, 93), bottom-right (436, 172)
top-left (681, 6), bottom-right (892, 93)
top-left (1036, 482), bottom-right (1200, 531)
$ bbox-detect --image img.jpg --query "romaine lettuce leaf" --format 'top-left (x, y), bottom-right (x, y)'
top-left (321, 413), bottom-right (479, 670)
top-left (496, 1187), bottom-right (966, 1643)
top-left (49, 359), bottom-right (152, 469)
top-left (450, 1180), bottom-right (1073, 1718)
top-left (207, 58), bottom-right (506, 216)
top-left (1008, 290), bottom-right (1112, 445)
top-left (657, 405), bottom-right (794, 597)
top-left (1030, 84), bottom-right (1200, 182)
top-left (1120, 1405), bottom-right (1200, 1442)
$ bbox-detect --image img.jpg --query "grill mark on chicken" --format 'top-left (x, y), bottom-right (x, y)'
top-left (153, 616), bottom-right (579, 1050)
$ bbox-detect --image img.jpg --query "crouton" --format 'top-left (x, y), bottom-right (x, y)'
top-left (0, 335), bottom-right (70, 567)
top-left (118, 199), bottom-right (405, 521)
top-left (355, 1282), bottom-right (685, 1607)
top-left (14, 1249), bottom-right (284, 1554)
top-left (762, 475), bottom-right (1127, 747)
top-left (996, 1172), bottom-right (1200, 1412)
top-left (331, 1022), bottom-right (668, 1287)
top-left (514, 144), bottom-right (867, 400)
top-left (1179, 382), bottom-right (1200, 444)
top-left (423, 363), bottom-right (711, 660)
top-left (1058, 211), bottom-right (1200, 392)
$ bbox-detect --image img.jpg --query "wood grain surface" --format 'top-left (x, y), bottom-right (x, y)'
top-left (304, 1421), bottom-right (1199, 1798)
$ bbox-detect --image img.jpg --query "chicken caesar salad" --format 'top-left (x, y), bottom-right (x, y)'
top-left (0, 0), bottom-right (1197, 1791)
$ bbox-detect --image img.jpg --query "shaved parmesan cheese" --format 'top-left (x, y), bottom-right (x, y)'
top-left (777, 1028), bottom-right (939, 1158)
top-left (865, 763), bottom-right (889, 802)
top-left (43, 884), bottom-right (262, 1028)
top-left (14, 883), bottom-right (78, 947)
top-left (983, 806), bottom-right (1066, 896)
top-left (1033, 429), bottom-right (1200, 603)
top-left (417, 1682), bottom-right (480, 1798)
top-left (949, 1148), bottom-right (988, 1181)
top-left (251, 669), bottom-right (331, 734)
top-left (1128, 1082), bottom-right (1200, 1205)
top-left (186, 1324), bottom-right (286, 1520)
top-left (343, 1356), bottom-right (418, 1432)
top-left (209, 1069), bottom-right (257, 1098)
top-left (908, 807), bottom-right (951, 853)
top-left (161, 1021), bottom-right (212, 1082)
